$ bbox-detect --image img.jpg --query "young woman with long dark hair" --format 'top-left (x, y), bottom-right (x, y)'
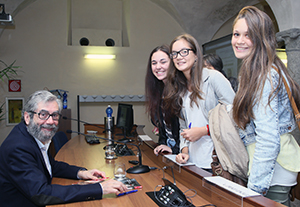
top-left (145, 44), bottom-right (180, 155)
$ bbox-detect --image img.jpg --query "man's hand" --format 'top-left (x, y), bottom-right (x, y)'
top-left (77, 169), bottom-right (106, 180)
top-left (101, 179), bottom-right (128, 195)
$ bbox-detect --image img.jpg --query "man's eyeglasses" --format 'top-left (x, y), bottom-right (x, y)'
top-left (170, 48), bottom-right (194, 59)
top-left (30, 110), bottom-right (61, 121)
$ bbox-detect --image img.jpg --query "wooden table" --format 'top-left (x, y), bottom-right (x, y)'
top-left (51, 125), bottom-right (285, 207)
top-left (51, 129), bottom-right (211, 207)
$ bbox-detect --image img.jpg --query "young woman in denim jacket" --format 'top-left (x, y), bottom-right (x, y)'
top-left (163, 34), bottom-right (235, 171)
top-left (145, 45), bottom-right (180, 155)
top-left (231, 6), bottom-right (300, 206)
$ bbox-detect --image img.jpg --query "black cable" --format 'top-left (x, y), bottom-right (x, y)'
top-left (183, 188), bottom-right (197, 199)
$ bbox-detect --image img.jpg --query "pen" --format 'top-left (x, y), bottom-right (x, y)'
top-left (184, 122), bottom-right (192, 144)
top-left (117, 189), bottom-right (138, 197)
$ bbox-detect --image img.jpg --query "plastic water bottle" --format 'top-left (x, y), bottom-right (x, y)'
top-left (106, 105), bottom-right (113, 118)
top-left (106, 105), bottom-right (113, 144)
top-left (63, 92), bottom-right (68, 109)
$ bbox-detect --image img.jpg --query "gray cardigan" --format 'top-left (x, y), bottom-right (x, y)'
top-left (180, 68), bottom-right (235, 150)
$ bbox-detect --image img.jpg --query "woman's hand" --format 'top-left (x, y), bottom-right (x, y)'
top-left (181, 126), bottom-right (207, 142)
top-left (175, 147), bottom-right (189, 164)
top-left (154, 144), bottom-right (172, 155)
top-left (176, 153), bottom-right (189, 164)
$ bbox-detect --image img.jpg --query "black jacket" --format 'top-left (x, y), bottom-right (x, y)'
top-left (0, 121), bottom-right (102, 207)
top-left (157, 108), bottom-right (180, 154)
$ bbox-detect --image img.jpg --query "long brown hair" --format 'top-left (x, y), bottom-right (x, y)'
top-left (163, 34), bottom-right (204, 123)
top-left (232, 6), bottom-right (300, 129)
top-left (145, 44), bottom-right (170, 126)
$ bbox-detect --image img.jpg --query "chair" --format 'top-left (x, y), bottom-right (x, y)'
top-left (52, 131), bottom-right (69, 154)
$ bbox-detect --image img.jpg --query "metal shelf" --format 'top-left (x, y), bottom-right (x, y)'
top-left (78, 95), bottom-right (145, 102)
top-left (77, 95), bottom-right (145, 133)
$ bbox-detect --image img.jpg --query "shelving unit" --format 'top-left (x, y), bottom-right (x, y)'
top-left (77, 95), bottom-right (145, 132)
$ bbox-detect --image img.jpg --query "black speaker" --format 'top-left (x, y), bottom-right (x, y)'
top-left (80, 37), bottom-right (89, 46)
top-left (105, 38), bottom-right (115, 46)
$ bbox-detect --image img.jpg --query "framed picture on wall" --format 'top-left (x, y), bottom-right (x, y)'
top-left (6, 97), bottom-right (24, 126)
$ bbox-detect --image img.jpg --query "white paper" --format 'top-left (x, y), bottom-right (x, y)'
top-left (164, 154), bottom-right (195, 166)
top-left (204, 176), bottom-right (260, 197)
top-left (138, 135), bottom-right (152, 141)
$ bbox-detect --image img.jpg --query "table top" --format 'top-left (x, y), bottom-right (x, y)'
top-left (51, 126), bottom-right (285, 207)
top-left (50, 131), bottom-right (211, 207)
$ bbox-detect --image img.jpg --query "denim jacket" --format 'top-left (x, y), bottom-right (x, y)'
top-left (239, 67), bottom-right (296, 195)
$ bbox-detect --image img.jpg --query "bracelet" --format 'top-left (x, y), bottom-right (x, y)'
top-left (206, 124), bottom-right (210, 136)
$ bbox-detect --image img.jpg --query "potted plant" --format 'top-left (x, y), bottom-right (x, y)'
top-left (0, 60), bottom-right (21, 121)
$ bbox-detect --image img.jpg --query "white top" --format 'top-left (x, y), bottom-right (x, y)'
top-left (270, 162), bottom-right (297, 187)
top-left (181, 91), bottom-right (214, 169)
top-left (34, 138), bottom-right (52, 177)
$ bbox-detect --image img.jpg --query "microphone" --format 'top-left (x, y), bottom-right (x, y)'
top-left (66, 130), bottom-right (150, 174)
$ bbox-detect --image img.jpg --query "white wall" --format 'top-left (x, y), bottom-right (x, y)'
top-left (0, 0), bottom-right (184, 144)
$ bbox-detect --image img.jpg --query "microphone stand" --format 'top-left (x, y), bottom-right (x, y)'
top-left (66, 130), bottom-right (150, 174)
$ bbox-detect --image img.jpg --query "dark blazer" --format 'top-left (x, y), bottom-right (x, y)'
top-left (157, 108), bottom-right (180, 154)
top-left (0, 121), bottom-right (102, 207)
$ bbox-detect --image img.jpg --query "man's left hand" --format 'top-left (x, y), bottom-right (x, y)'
top-left (78, 169), bottom-right (106, 180)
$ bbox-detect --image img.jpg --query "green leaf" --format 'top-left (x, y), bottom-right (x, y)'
top-left (0, 60), bottom-right (22, 81)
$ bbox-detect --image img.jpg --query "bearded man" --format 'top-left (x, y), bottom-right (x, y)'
top-left (0, 90), bottom-right (126, 207)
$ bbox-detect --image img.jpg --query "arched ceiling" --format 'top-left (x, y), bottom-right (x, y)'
top-left (0, 0), bottom-right (282, 44)
top-left (150, 0), bottom-right (260, 43)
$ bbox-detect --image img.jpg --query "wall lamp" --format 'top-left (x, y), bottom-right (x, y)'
top-left (84, 54), bottom-right (116, 60)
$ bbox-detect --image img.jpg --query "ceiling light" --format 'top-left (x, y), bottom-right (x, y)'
top-left (84, 54), bottom-right (116, 60)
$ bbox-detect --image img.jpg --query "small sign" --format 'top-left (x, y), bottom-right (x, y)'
top-left (9, 80), bottom-right (21, 92)
top-left (204, 176), bottom-right (260, 197)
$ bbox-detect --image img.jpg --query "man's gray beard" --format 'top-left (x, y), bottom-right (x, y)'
top-left (27, 119), bottom-right (58, 143)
